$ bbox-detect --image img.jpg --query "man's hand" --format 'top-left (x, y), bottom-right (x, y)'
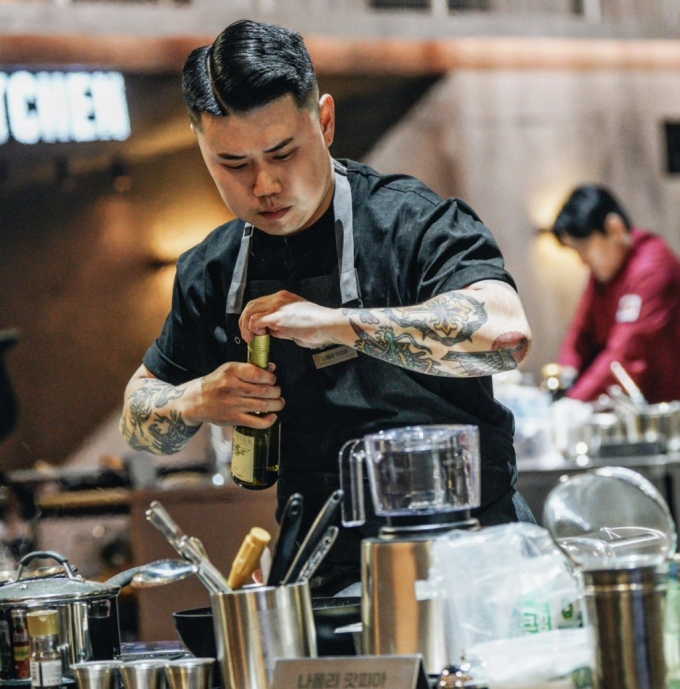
top-left (120, 362), bottom-right (285, 455)
top-left (239, 291), bottom-right (348, 348)
top-left (185, 361), bottom-right (284, 429)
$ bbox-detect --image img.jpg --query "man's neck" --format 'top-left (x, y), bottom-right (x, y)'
top-left (295, 159), bottom-right (335, 234)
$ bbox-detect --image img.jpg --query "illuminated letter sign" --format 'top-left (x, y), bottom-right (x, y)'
top-left (0, 70), bottom-right (131, 145)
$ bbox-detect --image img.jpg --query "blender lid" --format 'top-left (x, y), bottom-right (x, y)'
top-left (543, 466), bottom-right (677, 570)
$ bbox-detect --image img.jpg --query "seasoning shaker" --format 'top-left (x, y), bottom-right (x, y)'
top-left (27, 610), bottom-right (61, 689)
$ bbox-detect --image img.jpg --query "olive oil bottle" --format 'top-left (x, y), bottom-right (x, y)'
top-left (231, 334), bottom-right (280, 489)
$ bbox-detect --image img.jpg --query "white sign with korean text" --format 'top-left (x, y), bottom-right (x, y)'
top-left (271, 655), bottom-right (429, 689)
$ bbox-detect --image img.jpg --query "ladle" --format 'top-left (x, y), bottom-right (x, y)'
top-left (131, 560), bottom-right (198, 588)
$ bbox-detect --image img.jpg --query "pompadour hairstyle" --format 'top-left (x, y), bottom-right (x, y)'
top-left (182, 20), bottom-right (319, 127)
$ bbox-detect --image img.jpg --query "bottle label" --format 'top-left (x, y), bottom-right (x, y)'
top-left (232, 430), bottom-right (255, 483)
top-left (31, 659), bottom-right (61, 688)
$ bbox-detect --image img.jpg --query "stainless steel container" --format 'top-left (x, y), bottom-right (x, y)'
top-left (623, 406), bottom-right (665, 444)
top-left (583, 566), bottom-right (667, 689)
top-left (72, 661), bottom-right (122, 689)
top-left (210, 582), bottom-right (316, 689)
top-left (659, 401), bottom-right (680, 452)
top-left (361, 534), bottom-right (447, 676)
top-left (164, 658), bottom-right (213, 689)
top-left (584, 413), bottom-right (628, 454)
top-left (0, 552), bottom-right (122, 671)
top-left (121, 661), bottom-right (164, 689)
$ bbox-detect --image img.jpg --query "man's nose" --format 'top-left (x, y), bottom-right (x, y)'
top-left (253, 168), bottom-right (282, 198)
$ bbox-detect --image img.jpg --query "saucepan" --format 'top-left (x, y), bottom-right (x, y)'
top-left (0, 551), bottom-right (195, 674)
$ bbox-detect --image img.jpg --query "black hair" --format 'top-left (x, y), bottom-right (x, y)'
top-left (182, 20), bottom-right (319, 127)
top-left (552, 185), bottom-right (632, 241)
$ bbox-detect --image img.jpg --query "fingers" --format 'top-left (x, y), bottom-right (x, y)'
top-left (228, 362), bottom-right (277, 386)
top-left (233, 412), bottom-right (279, 430)
top-left (238, 396), bottom-right (285, 414)
top-left (239, 291), bottom-right (304, 342)
top-left (232, 380), bottom-right (282, 400)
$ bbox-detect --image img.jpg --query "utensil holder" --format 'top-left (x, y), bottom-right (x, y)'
top-left (583, 565), bottom-right (667, 689)
top-left (210, 582), bottom-right (316, 689)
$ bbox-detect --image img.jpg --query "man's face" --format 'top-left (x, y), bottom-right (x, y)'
top-left (560, 214), bottom-right (631, 283)
top-left (194, 94), bottom-right (335, 236)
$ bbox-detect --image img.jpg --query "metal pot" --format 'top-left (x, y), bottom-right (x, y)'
top-left (0, 551), bottom-right (131, 674)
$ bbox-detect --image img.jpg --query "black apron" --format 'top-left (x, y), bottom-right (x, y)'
top-left (223, 160), bottom-right (528, 581)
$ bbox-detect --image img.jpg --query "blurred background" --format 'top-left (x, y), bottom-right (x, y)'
top-left (2, 0), bottom-right (680, 639)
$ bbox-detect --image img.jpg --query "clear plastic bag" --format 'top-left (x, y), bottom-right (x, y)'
top-left (416, 523), bottom-right (591, 683)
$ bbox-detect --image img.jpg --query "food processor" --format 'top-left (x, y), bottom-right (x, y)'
top-left (339, 425), bottom-right (481, 674)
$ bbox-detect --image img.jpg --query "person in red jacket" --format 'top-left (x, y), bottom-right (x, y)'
top-left (552, 185), bottom-right (680, 404)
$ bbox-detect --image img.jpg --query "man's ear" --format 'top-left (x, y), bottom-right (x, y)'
top-left (318, 94), bottom-right (335, 148)
top-left (604, 213), bottom-right (629, 241)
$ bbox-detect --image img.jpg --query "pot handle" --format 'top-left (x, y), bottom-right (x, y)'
top-left (15, 550), bottom-right (77, 582)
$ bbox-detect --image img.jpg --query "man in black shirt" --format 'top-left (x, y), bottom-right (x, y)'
top-left (120, 20), bottom-right (534, 587)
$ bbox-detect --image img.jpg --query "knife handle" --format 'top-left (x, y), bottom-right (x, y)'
top-left (267, 493), bottom-right (304, 586)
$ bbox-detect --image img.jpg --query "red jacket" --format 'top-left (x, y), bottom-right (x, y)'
top-left (558, 228), bottom-right (680, 403)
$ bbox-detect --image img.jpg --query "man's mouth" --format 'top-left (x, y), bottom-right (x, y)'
top-left (259, 207), bottom-right (291, 221)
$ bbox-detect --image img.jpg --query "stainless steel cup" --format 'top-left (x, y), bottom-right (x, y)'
top-left (72, 661), bottom-right (122, 689)
top-left (583, 565), bottom-right (667, 689)
top-left (121, 661), bottom-right (165, 689)
top-left (164, 658), bottom-right (213, 689)
top-left (211, 581), bottom-right (316, 689)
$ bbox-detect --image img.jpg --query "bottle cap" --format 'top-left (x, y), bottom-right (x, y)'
top-left (248, 334), bottom-right (270, 370)
top-left (249, 334), bottom-right (270, 351)
top-left (26, 610), bottom-right (59, 637)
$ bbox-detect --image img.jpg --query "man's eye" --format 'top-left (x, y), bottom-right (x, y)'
top-left (224, 163), bottom-right (247, 171)
top-left (274, 151), bottom-right (292, 161)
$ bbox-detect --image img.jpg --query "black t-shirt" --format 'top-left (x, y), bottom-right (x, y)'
top-left (143, 159), bottom-right (519, 506)
top-left (248, 201), bottom-right (337, 282)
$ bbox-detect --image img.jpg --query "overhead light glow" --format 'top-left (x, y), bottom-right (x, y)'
top-left (0, 71), bottom-right (131, 145)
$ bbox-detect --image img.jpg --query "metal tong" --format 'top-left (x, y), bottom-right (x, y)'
top-left (146, 500), bottom-right (231, 594)
top-left (610, 361), bottom-right (648, 409)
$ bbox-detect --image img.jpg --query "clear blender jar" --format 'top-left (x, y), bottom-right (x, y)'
top-left (339, 424), bottom-right (481, 528)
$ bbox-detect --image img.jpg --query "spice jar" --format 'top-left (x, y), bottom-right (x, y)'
top-left (11, 610), bottom-right (30, 679)
top-left (26, 610), bottom-right (61, 689)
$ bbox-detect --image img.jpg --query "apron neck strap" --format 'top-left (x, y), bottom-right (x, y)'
top-left (225, 159), bottom-right (361, 315)
top-left (225, 223), bottom-right (254, 315)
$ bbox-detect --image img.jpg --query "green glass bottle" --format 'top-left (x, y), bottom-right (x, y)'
top-left (231, 334), bottom-right (280, 490)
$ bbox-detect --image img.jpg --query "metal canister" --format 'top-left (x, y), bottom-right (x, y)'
top-left (11, 609), bottom-right (30, 679)
top-left (583, 565), bottom-right (666, 689)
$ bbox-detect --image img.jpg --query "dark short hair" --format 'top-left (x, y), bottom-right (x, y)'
top-left (182, 20), bottom-right (319, 127)
top-left (552, 185), bottom-right (631, 241)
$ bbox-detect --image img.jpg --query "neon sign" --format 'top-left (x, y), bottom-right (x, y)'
top-left (0, 71), bottom-right (131, 145)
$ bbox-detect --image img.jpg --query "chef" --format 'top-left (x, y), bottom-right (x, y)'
top-left (553, 184), bottom-right (680, 403)
top-left (120, 20), bottom-right (534, 592)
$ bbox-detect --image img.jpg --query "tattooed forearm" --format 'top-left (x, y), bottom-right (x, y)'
top-left (443, 337), bottom-right (529, 376)
top-left (341, 287), bottom-right (530, 378)
top-left (384, 293), bottom-right (488, 346)
top-left (120, 379), bottom-right (201, 455)
top-left (350, 321), bottom-right (442, 375)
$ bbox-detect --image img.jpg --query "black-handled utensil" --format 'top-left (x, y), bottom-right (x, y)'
top-left (282, 489), bottom-right (344, 585)
top-left (267, 493), bottom-right (304, 586)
